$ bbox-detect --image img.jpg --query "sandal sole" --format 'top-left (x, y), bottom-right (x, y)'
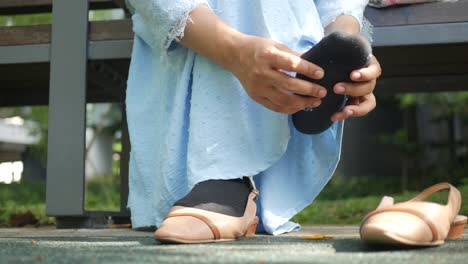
top-left (362, 216), bottom-right (467, 246)
top-left (155, 217), bottom-right (259, 244)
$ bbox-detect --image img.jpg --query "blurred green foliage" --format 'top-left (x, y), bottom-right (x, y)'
top-left (2, 176), bottom-right (466, 226)
top-left (25, 107), bottom-right (48, 166)
top-left (0, 9), bottom-right (123, 27)
top-left (378, 92), bottom-right (468, 189)
top-left (84, 174), bottom-right (121, 212)
top-left (399, 92), bottom-right (468, 117)
top-left (0, 13), bottom-right (51, 26)
top-left (293, 178), bottom-right (468, 225)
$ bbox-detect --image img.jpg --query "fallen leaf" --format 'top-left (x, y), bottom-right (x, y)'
top-left (300, 234), bottom-right (334, 240)
top-left (8, 211), bottom-right (38, 227)
top-left (106, 223), bottom-right (132, 229)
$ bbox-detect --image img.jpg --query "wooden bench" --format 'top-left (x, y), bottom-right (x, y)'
top-left (0, 0), bottom-right (127, 15)
top-left (366, 1), bottom-right (468, 94)
top-left (1, 0), bottom-right (467, 227)
top-left (0, 0), bottom-right (133, 106)
top-left (0, 19), bottom-right (133, 106)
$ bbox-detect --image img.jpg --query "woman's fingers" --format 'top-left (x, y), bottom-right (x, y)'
top-left (344, 93), bottom-right (376, 116)
top-left (275, 43), bottom-right (302, 57)
top-left (268, 88), bottom-right (322, 112)
top-left (257, 96), bottom-right (317, 114)
top-left (350, 55), bottom-right (382, 82)
top-left (335, 55), bottom-right (380, 97)
top-left (257, 97), bottom-right (292, 114)
top-left (234, 36), bottom-right (385, 115)
top-left (250, 85), bottom-right (322, 114)
top-left (331, 93), bottom-right (376, 121)
top-left (271, 46), bottom-right (325, 80)
top-left (331, 55), bottom-right (380, 120)
top-left (333, 80), bottom-right (376, 97)
top-left (269, 70), bottom-right (327, 98)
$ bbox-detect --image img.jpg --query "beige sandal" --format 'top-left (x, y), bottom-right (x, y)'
top-left (360, 182), bottom-right (467, 246)
top-left (154, 178), bottom-right (259, 244)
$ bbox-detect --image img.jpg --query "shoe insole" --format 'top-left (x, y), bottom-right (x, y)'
top-left (293, 31), bottom-right (372, 134)
top-left (173, 178), bottom-right (251, 217)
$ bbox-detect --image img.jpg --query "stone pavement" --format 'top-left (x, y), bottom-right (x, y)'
top-left (0, 226), bottom-right (467, 263)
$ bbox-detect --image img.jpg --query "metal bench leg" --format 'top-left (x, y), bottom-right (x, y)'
top-left (46, 0), bottom-right (89, 221)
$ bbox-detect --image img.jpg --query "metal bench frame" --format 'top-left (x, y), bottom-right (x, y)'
top-left (0, 0), bottom-right (132, 228)
top-left (45, 0), bottom-right (130, 228)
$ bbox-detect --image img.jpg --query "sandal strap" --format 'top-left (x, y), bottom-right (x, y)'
top-left (409, 182), bottom-right (462, 218)
top-left (246, 176), bottom-right (260, 198)
top-left (361, 207), bottom-right (439, 242)
top-left (165, 213), bottom-right (221, 240)
top-left (409, 182), bottom-right (451, 202)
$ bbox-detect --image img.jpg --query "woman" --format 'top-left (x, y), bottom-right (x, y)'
top-left (125, 0), bottom-right (381, 243)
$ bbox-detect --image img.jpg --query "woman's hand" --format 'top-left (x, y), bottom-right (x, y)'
top-left (226, 35), bottom-right (328, 114)
top-left (323, 14), bottom-right (381, 122)
top-left (331, 54), bottom-right (381, 121)
top-left (179, 5), bottom-right (327, 114)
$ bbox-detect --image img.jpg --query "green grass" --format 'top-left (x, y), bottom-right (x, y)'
top-left (1, 176), bottom-right (467, 226)
top-left (84, 175), bottom-right (121, 212)
top-left (0, 180), bottom-right (53, 225)
top-left (0, 175), bottom-right (121, 226)
top-left (293, 183), bottom-right (468, 225)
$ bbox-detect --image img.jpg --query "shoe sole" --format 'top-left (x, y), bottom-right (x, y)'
top-left (155, 217), bottom-right (259, 244)
top-left (361, 215), bottom-right (467, 246)
top-left (292, 31), bottom-right (372, 134)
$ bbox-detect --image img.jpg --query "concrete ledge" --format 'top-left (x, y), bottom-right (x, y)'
top-left (1, 226), bottom-right (466, 264)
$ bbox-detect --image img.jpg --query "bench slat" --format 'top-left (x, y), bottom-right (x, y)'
top-left (365, 1), bottom-right (468, 27)
top-left (0, 19), bottom-right (133, 46)
top-left (0, 60), bottom-right (126, 107)
top-left (0, 0), bottom-right (125, 15)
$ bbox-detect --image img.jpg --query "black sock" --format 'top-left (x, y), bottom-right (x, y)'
top-left (173, 177), bottom-right (251, 217)
top-left (293, 31), bottom-right (372, 134)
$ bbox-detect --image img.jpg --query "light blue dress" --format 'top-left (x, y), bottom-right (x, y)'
top-left (126, 0), bottom-right (369, 235)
